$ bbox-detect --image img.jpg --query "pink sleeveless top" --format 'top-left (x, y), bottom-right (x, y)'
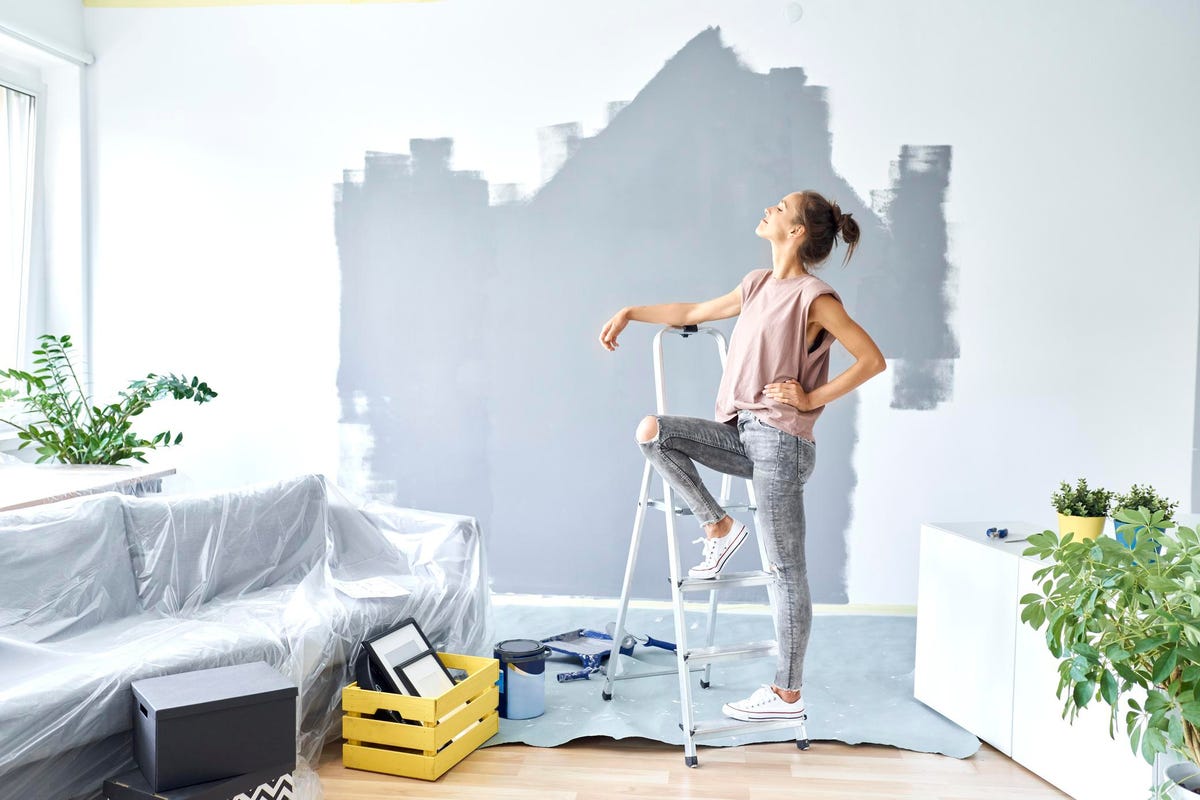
top-left (714, 268), bottom-right (842, 443)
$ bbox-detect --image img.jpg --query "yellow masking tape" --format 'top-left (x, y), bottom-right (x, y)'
top-left (85, 0), bottom-right (440, 7)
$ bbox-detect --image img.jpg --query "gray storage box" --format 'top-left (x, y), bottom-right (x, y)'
top-left (103, 762), bottom-right (293, 800)
top-left (130, 661), bottom-right (298, 792)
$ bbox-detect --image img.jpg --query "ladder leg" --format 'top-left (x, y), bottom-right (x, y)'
top-left (664, 481), bottom-right (699, 767)
top-left (602, 459), bottom-right (655, 702)
top-left (700, 589), bottom-right (717, 689)
top-left (701, 473), bottom-right (733, 689)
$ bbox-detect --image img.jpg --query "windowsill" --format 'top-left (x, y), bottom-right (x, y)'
top-left (0, 461), bottom-right (176, 511)
top-left (0, 412), bottom-right (33, 454)
top-left (0, 428), bottom-right (22, 455)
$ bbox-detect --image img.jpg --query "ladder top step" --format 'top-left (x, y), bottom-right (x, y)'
top-left (646, 500), bottom-right (755, 515)
top-left (685, 640), bottom-right (777, 665)
top-left (678, 570), bottom-right (775, 592)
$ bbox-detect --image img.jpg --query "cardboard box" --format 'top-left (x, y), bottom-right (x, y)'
top-left (131, 661), bottom-right (297, 792)
top-left (103, 762), bottom-right (293, 800)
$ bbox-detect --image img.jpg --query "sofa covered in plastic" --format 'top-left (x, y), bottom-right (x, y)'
top-left (0, 473), bottom-right (491, 800)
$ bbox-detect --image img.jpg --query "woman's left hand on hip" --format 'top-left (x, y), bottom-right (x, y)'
top-left (764, 379), bottom-right (814, 412)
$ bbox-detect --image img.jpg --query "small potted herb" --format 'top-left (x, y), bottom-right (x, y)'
top-left (1111, 484), bottom-right (1178, 552)
top-left (1051, 478), bottom-right (1114, 542)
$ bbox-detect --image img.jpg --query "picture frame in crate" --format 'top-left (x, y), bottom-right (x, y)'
top-left (362, 617), bottom-right (457, 697)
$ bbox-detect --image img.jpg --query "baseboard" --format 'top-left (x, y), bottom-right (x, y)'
top-left (491, 592), bottom-right (915, 616)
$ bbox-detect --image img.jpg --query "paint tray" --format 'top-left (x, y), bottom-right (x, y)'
top-left (541, 628), bottom-right (633, 670)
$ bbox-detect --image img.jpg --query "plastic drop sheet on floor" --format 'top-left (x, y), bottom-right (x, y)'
top-left (481, 600), bottom-right (980, 759)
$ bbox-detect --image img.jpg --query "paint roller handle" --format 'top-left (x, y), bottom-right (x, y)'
top-left (643, 634), bottom-right (676, 652)
top-left (604, 621), bottom-right (673, 651)
top-left (556, 667), bottom-right (599, 683)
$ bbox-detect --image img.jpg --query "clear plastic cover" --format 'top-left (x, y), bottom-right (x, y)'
top-left (0, 473), bottom-right (492, 800)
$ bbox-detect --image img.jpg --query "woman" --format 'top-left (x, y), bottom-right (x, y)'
top-left (598, 190), bottom-right (886, 722)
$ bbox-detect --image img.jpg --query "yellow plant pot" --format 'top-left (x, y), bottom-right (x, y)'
top-left (1057, 513), bottom-right (1107, 542)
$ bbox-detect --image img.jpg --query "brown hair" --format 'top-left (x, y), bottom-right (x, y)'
top-left (792, 190), bottom-right (861, 270)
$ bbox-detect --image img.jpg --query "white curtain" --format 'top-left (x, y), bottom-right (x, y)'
top-left (1, 84), bottom-right (35, 368)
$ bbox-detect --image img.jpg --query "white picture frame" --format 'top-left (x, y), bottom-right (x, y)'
top-left (398, 651), bottom-right (456, 697)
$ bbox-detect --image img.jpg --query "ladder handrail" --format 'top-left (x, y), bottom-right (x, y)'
top-left (652, 325), bottom-right (730, 415)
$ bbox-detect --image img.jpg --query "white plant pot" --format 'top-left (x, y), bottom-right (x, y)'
top-left (1167, 762), bottom-right (1200, 798)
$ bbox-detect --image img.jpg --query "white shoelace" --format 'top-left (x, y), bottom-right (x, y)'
top-left (692, 536), bottom-right (723, 565)
top-left (742, 685), bottom-right (779, 707)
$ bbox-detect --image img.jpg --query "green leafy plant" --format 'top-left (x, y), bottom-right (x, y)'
top-left (1051, 477), bottom-right (1115, 517)
top-left (1113, 484), bottom-right (1180, 520)
top-left (0, 334), bottom-right (217, 465)
top-left (1020, 506), bottom-right (1200, 799)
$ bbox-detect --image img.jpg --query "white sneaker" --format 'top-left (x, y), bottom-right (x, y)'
top-left (687, 521), bottom-right (749, 579)
top-left (722, 685), bottom-right (807, 721)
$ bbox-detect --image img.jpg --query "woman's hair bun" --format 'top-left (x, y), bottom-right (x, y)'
top-left (799, 190), bottom-right (860, 268)
top-left (837, 208), bottom-right (860, 247)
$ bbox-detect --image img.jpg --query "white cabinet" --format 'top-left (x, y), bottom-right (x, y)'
top-left (915, 521), bottom-right (1155, 800)
top-left (914, 523), bottom-right (1019, 755)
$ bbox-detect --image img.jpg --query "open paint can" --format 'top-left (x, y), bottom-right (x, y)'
top-left (494, 639), bottom-right (550, 720)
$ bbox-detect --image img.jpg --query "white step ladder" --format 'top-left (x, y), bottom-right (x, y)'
top-left (601, 324), bottom-right (810, 767)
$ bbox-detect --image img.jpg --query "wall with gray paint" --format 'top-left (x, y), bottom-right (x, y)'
top-left (333, 29), bottom-right (956, 601)
top-left (82, 0), bottom-right (1200, 605)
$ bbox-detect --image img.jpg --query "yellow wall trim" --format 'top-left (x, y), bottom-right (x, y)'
top-left (85, 0), bottom-right (440, 7)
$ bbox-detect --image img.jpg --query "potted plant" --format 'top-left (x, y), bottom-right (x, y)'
top-left (1112, 484), bottom-right (1179, 552)
top-left (0, 334), bottom-right (217, 465)
top-left (1052, 477), bottom-right (1115, 542)
top-left (1019, 507), bottom-right (1200, 799)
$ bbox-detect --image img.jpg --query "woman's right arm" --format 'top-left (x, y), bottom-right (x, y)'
top-left (599, 286), bottom-right (741, 351)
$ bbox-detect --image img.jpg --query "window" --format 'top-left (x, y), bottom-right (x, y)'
top-left (0, 39), bottom-right (85, 454)
top-left (1, 80), bottom-right (36, 368)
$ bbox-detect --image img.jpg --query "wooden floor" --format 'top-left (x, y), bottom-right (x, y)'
top-left (316, 736), bottom-right (1071, 799)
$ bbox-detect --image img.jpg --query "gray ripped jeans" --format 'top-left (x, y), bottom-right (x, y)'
top-left (638, 409), bottom-right (816, 692)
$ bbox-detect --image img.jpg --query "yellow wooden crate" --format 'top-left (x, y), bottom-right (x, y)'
top-left (342, 652), bottom-right (500, 781)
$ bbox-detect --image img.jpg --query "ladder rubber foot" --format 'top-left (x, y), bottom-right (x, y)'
top-left (699, 680), bottom-right (711, 689)
top-left (685, 756), bottom-right (698, 768)
top-left (797, 739), bottom-right (810, 750)
top-left (602, 690), bottom-right (612, 701)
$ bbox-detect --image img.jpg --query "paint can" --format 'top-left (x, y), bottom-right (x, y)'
top-left (494, 639), bottom-right (550, 720)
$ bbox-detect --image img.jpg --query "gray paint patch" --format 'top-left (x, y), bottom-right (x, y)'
top-left (335, 27), bottom-right (956, 602)
top-left (858, 145), bottom-right (959, 409)
top-left (537, 122), bottom-right (583, 185)
top-left (335, 147), bottom-right (493, 521)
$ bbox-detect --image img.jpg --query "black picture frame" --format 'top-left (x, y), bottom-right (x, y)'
top-left (361, 617), bottom-right (454, 697)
